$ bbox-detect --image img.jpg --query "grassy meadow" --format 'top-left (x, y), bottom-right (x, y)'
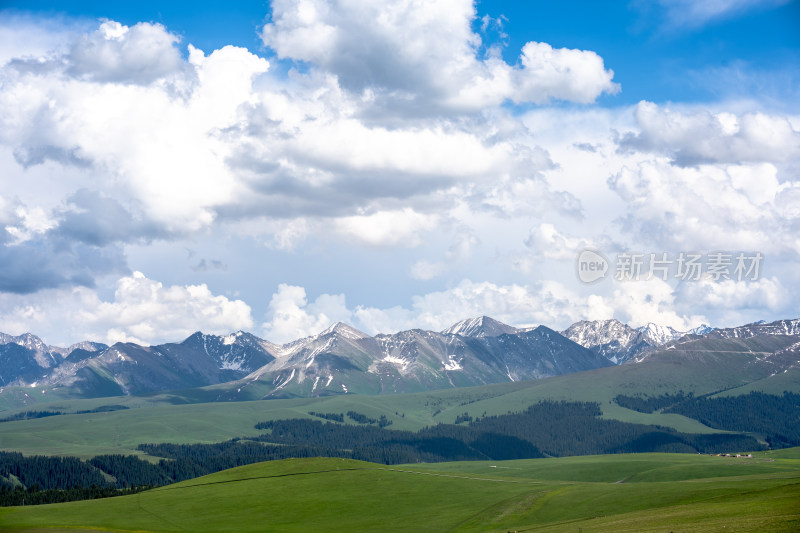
top-left (1, 452), bottom-right (798, 532)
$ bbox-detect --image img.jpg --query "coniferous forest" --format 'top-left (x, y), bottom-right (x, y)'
top-left (614, 391), bottom-right (800, 448)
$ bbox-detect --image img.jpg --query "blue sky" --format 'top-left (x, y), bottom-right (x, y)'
top-left (0, 0), bottom-right (798, 345)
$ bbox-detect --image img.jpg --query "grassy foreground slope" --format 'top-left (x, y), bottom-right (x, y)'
top-left (1, 452), bottom-right (799, 532)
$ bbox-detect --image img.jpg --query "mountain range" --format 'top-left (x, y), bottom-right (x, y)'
top-left (0, 317), bottom-right (797, 402)
top-left (560, 319), bottom-right (713, 364)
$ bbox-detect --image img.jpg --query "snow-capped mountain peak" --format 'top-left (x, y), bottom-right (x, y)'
top-left (689, 324), bottom-right (713, 335)
top-left (561, 319), bottom-right (635, 348)
top-left (636, 323), bottom-right (684, 346)
top-left (319, 322), bottom-right (370, 340)
top-left (441, 316), bottom-right (518, 338)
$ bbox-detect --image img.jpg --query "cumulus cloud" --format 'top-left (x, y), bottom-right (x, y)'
top-left (0, 196), bottom-right (127, 294)
top-left (94, 272), bottom-right (253, 344)
top-left (608, 160), bottom-right (800, 254)
top-left (261, 0), bottom-right (618, 110)
top-left (228, 99), bottom-right (550, 219)
top-left (603, 278), bottom-right (706, 330)
top-left (0, 28), bottom-right (268, 231)
top-left (0, 13), bottom-right (574, 267)
top-left (481, 176), bottom-right (583, 217)
top-left (619, 101), bottom-right (800, 166)
top-left (509, 41), bottom-right (620, 104)
top-left (54, 189), bottom-right (165, 246)
top-left (333, 209), bottom-right (439, 247)
top-left (0, 189), bottom-right (170, 294)
top-left (676, 276), bottom-right (787, 312)
top-left (4, 272), bottom-right (790, 347)
top-left (0, 12), bottom-right (81, 67)
top-left (0, 272), bottom-right (254, 345)
top-left (261, 284), bottom-right (351, 343)
top-left (670, 276), bottom-right (797, 328)
top-left (65, 20), bottom-right (185, 84)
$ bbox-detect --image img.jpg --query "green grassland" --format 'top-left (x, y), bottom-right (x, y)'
top-left (0, 381), bottom-right (725, 458)
top-left (1, 452), bottom-right (798, 532)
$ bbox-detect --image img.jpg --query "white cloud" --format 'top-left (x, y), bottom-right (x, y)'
top-left (677, 276), bottom-right (787, 310)
top-left (0, 15), bottom-right (574, 245)
top-left (620, 101), bottom-right (800, 166)
top-left (510, 41), bottom-right (620, 104)
top-left (261, 0), bottom-right (618, 110)
top-left (0, 272), bottom-right (254, 346)
top-left (0, 27), bottom-right (269, 232)
top-left (608, 160), bottom-right (800, 254)
top-left (333, 209), bottom-right (439, 247)
top-left (481, 176), bottom-right (582, 217)
top-left (4, 271), bottom-right (791, 347)
top-left (0, 12), bottom-right (80, 67)
top-left (672, 276), bottom-right (792, 328)
top-left (3, 203), bottom-right (56, 245)
top-left (96, 272), bottom-right (254, 344)
top-left (261, 284), bottom-right (351, 343)
top-left (65, 20), bottom-right (184, 84)
top-left (603, 278), bottom-right (706, 330)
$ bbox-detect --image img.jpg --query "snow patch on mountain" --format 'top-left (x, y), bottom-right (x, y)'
top-left (222, 332), bottom-right (242, 345)
top-left (382, 355), bottom-right (410, 370)
top-left (443, 355), bottom-right (463, 371)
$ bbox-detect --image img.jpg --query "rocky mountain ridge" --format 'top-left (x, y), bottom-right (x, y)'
top-left (1, 317), bottom-right (796, 400)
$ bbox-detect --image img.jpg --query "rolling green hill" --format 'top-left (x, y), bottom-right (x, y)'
top-left (0, 453), bottom-right (798, 532)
